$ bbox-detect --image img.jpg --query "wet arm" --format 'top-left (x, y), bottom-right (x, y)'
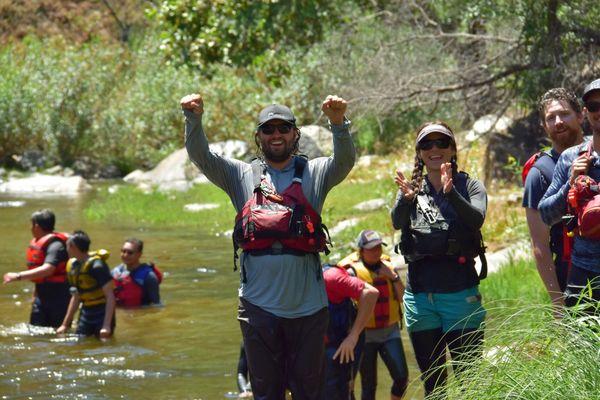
top-left (101, 281), bottom-right (116, 336)
top-left (57, 293), bottom-right (80, 333)
top-left (3, 264), bottom-right (55, 283)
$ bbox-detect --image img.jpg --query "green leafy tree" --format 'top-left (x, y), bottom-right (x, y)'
top-left (147, 0), bottom-right (368, 72)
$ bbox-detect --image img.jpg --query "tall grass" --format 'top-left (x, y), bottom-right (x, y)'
top-left (439, 306), bottom-right (600, 400)
top-left (416, 259), bottom-right (600, 400)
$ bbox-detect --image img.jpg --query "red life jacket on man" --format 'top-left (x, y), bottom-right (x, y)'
top-left (113, 263), bottom-right (163, 307)
top-left (26, 232), bottom-right (69, 284)
top-left (233, 157), bottom-right (330, 259)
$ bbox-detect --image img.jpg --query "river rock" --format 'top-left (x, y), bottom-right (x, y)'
top-left (329, 217), bottom-right (361, 237)
top-left (0, 200), bottom-right (26, 208)
top-left (465, 114), bottom-right (513, 142)
top-left (299, 125), bottom-right (333, 158)
top-left (0, 174), bottom-right (91, 195)
top-left (124, 140), bottom-right (249, 191)
top-left (44, 165), bottom-right (63, 175)
top-left (183, 203), bottom-right (220, 212)
top-left (484, 111), bottom-right (545, 183)
top-left (209, 140), bottom-right (249, 159)
top-left (353, 198), bottom-right (386, 211)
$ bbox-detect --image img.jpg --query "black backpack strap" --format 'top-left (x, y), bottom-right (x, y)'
top-left (293, 156), bottom-right (307, 183)
top-left (478, 251), bottom-right (488, 280)
top-left (251, 158), bottom-right (264, 190)
top-left (531, 151), bottom-right (556, 186)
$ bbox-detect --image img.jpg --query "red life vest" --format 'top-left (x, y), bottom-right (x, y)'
top-left (233, 157), bottom-right (329, 257)
top-left (113, 263), bottom-right (163, 307)
top-left (566, 142), bottom-right (600, 240)
top-left (26, 232), bottom-right (69, 284)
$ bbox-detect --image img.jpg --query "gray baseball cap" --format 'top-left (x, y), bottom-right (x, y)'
top-left (356, 230), bottom-right (387, 249)
top-left (582, 78), bottom-right (600, 102)
top-left (257, 104), bottom-right (296, 127)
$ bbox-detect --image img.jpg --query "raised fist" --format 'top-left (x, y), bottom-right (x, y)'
top-left (321, 95), bottom-right (347, 125)
top-left (180, 94), bottom-right (204, 114)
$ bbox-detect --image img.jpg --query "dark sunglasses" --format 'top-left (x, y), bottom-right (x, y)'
top-left (585, 101), bottom-right (600, 113)
top-left (120, 249), bottom-right (135, 255)
top-left (259, 123), bottom-right (295, 135)
top-left (418, 137), bottom-right (452, 151)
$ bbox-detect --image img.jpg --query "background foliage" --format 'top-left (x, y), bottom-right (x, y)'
top-left (0, 0), bottom-right (599, 177)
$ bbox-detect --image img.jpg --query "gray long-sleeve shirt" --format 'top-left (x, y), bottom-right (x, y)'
top-left (184, 110), bottom-right (356, 317)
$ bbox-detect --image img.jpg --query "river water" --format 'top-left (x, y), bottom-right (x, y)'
top-left (0, 189), bottom-right (423, 399)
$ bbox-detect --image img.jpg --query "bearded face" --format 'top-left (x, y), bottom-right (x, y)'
top-left (542, 100), bottom-right (584, 152)
top-left (256, 120), bottom-right (299, 163)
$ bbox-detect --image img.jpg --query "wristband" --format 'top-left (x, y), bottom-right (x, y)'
top-left (17, 272), bottom-right (21, 281)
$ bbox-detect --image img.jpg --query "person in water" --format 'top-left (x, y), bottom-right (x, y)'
top-left (56, 231), bottom-right (116, 338)
top-left (3, 209), bottom-right (70, 328)
top-left (337, 230), bottom-right (409, 400)
top-left (112, 238), bottom-right (162, 307)
top-left (392, 122), bottom-right (487, 397)
top-left (181, 92), bottom-right (355, 399)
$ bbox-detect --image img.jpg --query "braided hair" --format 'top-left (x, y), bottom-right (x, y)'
top-left (410, 121), bottom-right (458, 196)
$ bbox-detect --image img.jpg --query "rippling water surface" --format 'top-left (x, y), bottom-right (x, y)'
top-left (0, 188), bottom-right (423, 399)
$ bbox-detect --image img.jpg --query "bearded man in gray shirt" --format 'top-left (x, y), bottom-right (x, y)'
top-left (181, 93), bottom-right (355, 400)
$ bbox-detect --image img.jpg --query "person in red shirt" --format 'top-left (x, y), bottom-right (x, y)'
top-left (322, 264), bottom-right (378, 400)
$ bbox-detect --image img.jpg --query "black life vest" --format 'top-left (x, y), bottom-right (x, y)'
top-left (396, 172), bottom-right (488, 279)
top-left (233, 157), bottom-right (330, 261)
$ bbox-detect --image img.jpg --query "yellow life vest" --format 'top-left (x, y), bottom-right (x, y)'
top-left (66, 250), bottom-right (110, 307)
top-left (337, 252), bottom-right (401, 329)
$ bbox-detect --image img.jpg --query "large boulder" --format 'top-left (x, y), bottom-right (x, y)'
top-left (299, 125), bottom-right (333, 158)
top-left (124, 140), bottom-right (249, 191)
top-left (0, 174), bottom-right (91, 195)
top-left (483, 112), bottom-right (544, 184)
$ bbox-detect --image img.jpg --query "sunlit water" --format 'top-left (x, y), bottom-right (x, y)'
top-left (0, 187), bottom-right (423, 399)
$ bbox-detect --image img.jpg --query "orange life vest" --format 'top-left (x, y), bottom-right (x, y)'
top-left (338, 252), bottom-right (401, 329)
top-left (26, 232), bottom-right (69, 284)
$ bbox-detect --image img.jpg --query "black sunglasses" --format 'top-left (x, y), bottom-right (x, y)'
top-left (259, 123), bottom-right (295, 135)
top-left (418, 137), bottom-right (452, 151)
top-left (585, 101), bottom-right (600, 113)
